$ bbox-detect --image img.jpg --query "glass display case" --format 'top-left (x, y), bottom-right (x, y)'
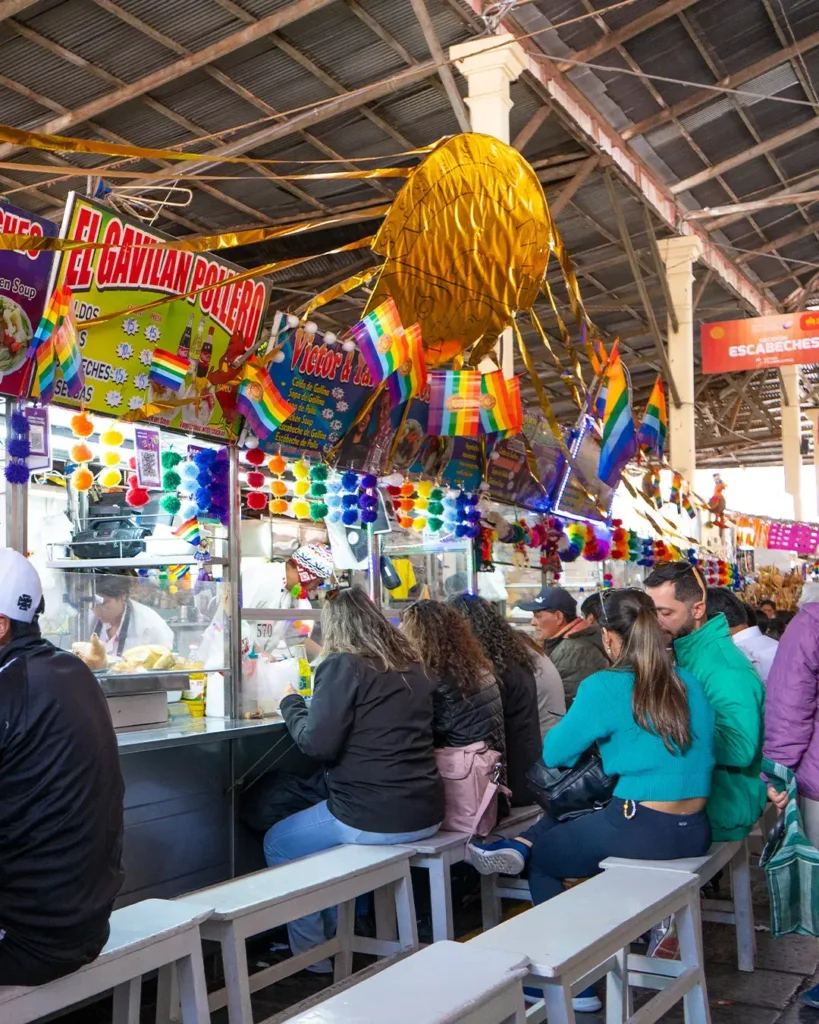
top-left (378, 536), bottom-right (476, 612)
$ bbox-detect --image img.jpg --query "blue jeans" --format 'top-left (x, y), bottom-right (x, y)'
top-left (263, 800), bottom-right (439, 972)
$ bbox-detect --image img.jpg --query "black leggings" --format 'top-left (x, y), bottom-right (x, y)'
top-left (522, 799), bottom-right (711, 904)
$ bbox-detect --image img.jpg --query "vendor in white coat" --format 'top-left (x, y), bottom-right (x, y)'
top-left (198, 543), bottom-right (334, 668)
top-left (91, 574), bottom-right (174, 657)
top-left (705, 586), bottom-right (779, 683)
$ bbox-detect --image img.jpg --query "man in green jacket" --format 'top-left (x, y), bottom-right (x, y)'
top-left (645, 561), bottom-right (766, 841)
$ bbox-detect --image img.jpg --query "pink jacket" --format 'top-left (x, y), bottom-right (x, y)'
top-left (764, 603), bottom-right (819, 799)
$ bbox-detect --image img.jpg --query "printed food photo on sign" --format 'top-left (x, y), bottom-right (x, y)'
top-left (47, 193), bottom-right (270, 438)
top-left (0, 203), bottom-right (58, 398)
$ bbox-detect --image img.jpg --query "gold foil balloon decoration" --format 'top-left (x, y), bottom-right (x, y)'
top-left (365, 133), bottom-right (554, 367)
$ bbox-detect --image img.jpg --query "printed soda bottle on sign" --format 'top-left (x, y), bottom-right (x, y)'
top-left (197, 325), bottom-right (215, 380)
top-left (177, 312), bottom-right (193, 360)
top-left (190, 318), bottom-right (205, 362)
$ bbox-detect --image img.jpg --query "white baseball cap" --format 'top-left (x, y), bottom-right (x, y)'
top-left (0, 548), bottom-right (43, 624)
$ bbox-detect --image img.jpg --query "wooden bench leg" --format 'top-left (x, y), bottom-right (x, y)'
top-left (112, 977), bottom-right (141, 1024)
top-left (676, 895), bottom-right (711, 1024)
top-left (374, 884), bottom-right (398, 943)
top-left (220, 927), bottom-right (254, 1024)
top-left (606, 948), bottom-right (632, 1024)
top-left (428, 859), bottom-right (454, 942)
top-left (155, 964), bottom-right (179, 1024)
top-left (480, 873), bottom-right (502, 931)
top-left (176, 944), bottom-right (211, 1024)
top-left (334, 898), bottom-right (355, 982)
top-left (731, 842), bottom-right (756, 972)
top-left (540, 980), bottom-right (575, 1024)
top-left (395, 867), bottom-right (419, 950)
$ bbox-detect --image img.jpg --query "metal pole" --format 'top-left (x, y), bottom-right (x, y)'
top-left (227, 445), bottom-right (243, 720)
top-left (4, 403), bottom-right (27, 554)
top-left (367, 526), bottom-right (382, 607)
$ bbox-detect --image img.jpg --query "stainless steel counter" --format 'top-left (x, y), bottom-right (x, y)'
top-left (116, 715), bottom-right (286, 754)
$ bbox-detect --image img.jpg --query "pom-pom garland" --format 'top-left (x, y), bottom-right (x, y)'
top-left (162, 469), bottom-right (181, 492)
top-left (268, 454), bottom-right (287, 476)
top-left (160, 494), bottom-right (182, 515)
top-left (244, 447), bottom-right (266, 467)
top-left (246, 471), bottom-right (265, 490)
top-left (271, 480), bottom-right (288, 497)
top-left (99, 468), bottom-right (122, 489)
top-left (269, 498), bottom-right (289, 515)
top-left (70, 442), bottom-right (93, 463)
top-left (293, 460), bottom-right (310, 480)
top-left (72, 466), bottom-right (94, 491)
top-left (161, 451), bottom-right (183, 470)
top-left (70, 412), bottom-right (94, 438)
top-left (247, 491), bottom-right (267, 511)
top-left (310, 463), bottom-right (329, 481)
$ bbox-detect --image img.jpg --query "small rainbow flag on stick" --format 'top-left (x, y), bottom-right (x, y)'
top-left (168, 564), bottom-right (190, 582)
top-left (350, 298), bottom-right (407, 384)
top-left (52, 303), bottom-right (84, 399)
top-left (386, 323), bottom-right (427, 406)
top-left (597, 342), bottom-right (637, 487)
top-left (479, 370), bottom-right (523, 435)
top-left (237, 363), bottom-right (294, 440)
top-left (428, 369), bottom-right (483, 437)
top-left (28, 285), bottom-right (74, 403)
top-left (636, 375), bottom-right (667, 460)
top-left (149, 348), bottom-right (190, 392)
top-left (174, 516), bottom-right (201, 547)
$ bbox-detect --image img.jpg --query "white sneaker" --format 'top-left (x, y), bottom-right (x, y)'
top-left (467, 842), bottom-right (526, 876)
top-left (573, 993), bottom-right (603, 1013)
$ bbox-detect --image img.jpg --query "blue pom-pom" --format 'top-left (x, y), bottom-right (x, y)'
top-left (444, 509), bottom-right (458, 523)
top-left (466, 524), bottom-right (481, 538)
top-left (342, 508), bottom-right (359, 525)
top-left (455, 524), bottom-right (469, 538)
top-left (10, 410), bottom-right (28, 434)
top-left (194, 448), bottom-right (216, 468)
top-left (361, 473), bottom-right (377, 490)
top-left (7, 437), bottom-right (30, 459)
top-left (361, 508), bottom-right (378, 524)
top-left (327, 494), bottom-right (342, 509)
top-left (328, 478), bottom-right (343, 493)
top-left (342, 493), bottom-right (358, 509)
top-left (341, 470), bottom-right (358, 491)
top-left (467, 493), bottom-right (480, 506)
top-left (328, 510), bottom-right (342, 524)
top-left (195, 487), bottom-right (212, 510)
top-left (4, 461), bottom-right (29, 484)
top-left (358, 493), bottom-right (377, 510)
top-left (467, 508), bottom-right (481, 522)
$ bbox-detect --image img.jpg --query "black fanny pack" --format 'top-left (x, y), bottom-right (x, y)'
top-left (526, 748), bottom-right (618, 821)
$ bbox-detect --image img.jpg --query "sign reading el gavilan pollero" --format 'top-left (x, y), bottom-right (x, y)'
top-left (47, 193), bottom-right (269, 438)
top-left (0, 202), bottom-right (58, 398)
top-left (702, 312), bottom-right (819, 374)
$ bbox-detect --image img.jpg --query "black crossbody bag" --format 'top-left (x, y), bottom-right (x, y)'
top-left (525, 748), bottom-right (618, 821)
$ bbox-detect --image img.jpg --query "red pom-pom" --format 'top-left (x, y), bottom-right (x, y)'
top-left (245, 448), bottom-right (266, 466)
top-left (386, 485), bottom-right (401, 496)
top-left (247, 491), bottom-right (267, 510)
top-left (246, 471), bottom-right (265, 489)
top-left (126, 487), bottom-right (150, 508)
top-left (128, 456), bottom-right (137, 470)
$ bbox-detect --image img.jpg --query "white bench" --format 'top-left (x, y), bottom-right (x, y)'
top-left (393, 804), bottom-right (541, 943)
top-left (602, 838), bottom-right (756, 972)
top-left (470, 867), bottom-right (709, 1024)
top-left (0, 899), bottom-right (211, 1024)
top-left (162, 844), bottom-right (418, 1024)
top-left (277, 941), bottom-right (529, 1024)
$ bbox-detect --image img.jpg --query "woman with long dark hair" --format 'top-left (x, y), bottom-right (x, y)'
top-left (264, 586), bottom-right (443, 972)
top-left (469, 589), bottom-right (715, 1013)
top-left (402, 600), bottom-right (503, 751)
top-left (448, 595), bottom-right (541, 806)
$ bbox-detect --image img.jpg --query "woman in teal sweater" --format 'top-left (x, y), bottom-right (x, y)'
top-left (471, 587), bottom-right (715, 909)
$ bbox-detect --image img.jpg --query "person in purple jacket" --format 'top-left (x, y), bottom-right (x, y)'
top-left (763, 582), bottom-right (819, 1009)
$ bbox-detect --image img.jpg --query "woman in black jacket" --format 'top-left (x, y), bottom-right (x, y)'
top-left (265, 586), bottom-right (444, 972)
top-left (402, 600), bottom-right (504, 751)
top-left (449, 595), bottom-right (541, 806)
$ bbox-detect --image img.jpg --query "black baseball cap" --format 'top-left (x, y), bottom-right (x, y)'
top-left (517, 587), bottom-right (577, 619)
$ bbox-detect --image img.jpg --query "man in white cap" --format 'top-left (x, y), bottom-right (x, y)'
top-left (0, 549), bottom-right (124, 985)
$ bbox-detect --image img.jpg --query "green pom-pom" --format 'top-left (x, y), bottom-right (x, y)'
top-left (430, 488), bottom-right (443, 501)
top-left (309, 463), bottom-right (329, 481)
top-left (310, 481), bottom-right (328, 498)
top-left (161, 451), bottom-right (183, 470)
top-left (160, 494), bottom-right (182, 515)
top-left (162, 469), bottom-right (181, 491)
top-left (428, 501), bottom-right (444, 516)
top-left (310, 502), bottom-right (328, 521)
top-left (427, 517), bottom-right (443, 532)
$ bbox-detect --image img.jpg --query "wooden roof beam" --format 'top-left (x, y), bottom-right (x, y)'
top-left (409, 0), bottom-right (471, 132)
top-left (0, 0), bottom-right (39, 21)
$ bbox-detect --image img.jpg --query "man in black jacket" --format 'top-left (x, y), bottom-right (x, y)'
top-left (0, 549), bottom-right (125, 985)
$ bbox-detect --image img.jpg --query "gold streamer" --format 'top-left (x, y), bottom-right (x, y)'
top-left (0, 121), bottom-right (433, 169)
top-left (298, 265), bottom-right (381, 318)
top-left (78, 236), bottom-right (375, 328)
top-left (0, 207), bottom-right (390, 254)
top-left (529, 308), bottom-right (582, 411)
top-left (325, 382), bottom-right (386, 463)
top-left (121, 395), bottom-right (202, 422)
top-left (523, 434), bottom-right (550, 497)
top-left (513, 319), bottom-right (571, 461)
top-left (543, 282), bottom-right (586, 394)
top-left (0, 161), bottom-right (412, 183)
top-left (386, 400), bottom-right (412, 473)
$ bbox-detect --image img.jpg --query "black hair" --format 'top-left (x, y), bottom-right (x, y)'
top-left (8, 596), bottom-right (45, 640)
top-left (580, 592), bottom-right (602, 621)
top-left (776, 609), bottom-right (795, 626)
top-left (759, 599), bottom-right (776, 612)
top-left (448, 594), bottom-right (535, 675)
top-left (742, 603), bottom-right (759, 628)
top-left (764, 618), bottom-right (786, 641)
top-left (644, 561), bottom-right (706, 604)
top-left (705, 588), bottom-right (748, 630)
top-left (95, 575), bottom-right (133, 600)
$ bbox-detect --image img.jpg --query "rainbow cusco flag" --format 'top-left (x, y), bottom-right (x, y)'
top-left (149, 348), bottom-right (190, 392)
top-left (350, 298), bottom-right (407, 383)
top-left (428, 369), bottom-right (483, 437)
top-left (237, 364), bottom-right (294, 440)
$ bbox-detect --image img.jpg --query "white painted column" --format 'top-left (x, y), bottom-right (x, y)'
top-left (780, 364), bottom-right (804, 521)
top-left (805, 407), bottom-right (819, 520)
top-left (450, 34), bottom-right (527, 378)
top-left (656, 236), bottom-right (703, 491)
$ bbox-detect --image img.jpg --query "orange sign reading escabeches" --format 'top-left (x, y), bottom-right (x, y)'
top-left (701, 312), bottom-right (819, 374)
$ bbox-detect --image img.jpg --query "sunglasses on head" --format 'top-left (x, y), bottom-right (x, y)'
top-left (666, 561), bottom-right (707, 602)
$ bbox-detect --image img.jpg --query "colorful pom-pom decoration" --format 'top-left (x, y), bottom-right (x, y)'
top-left (161, 450), bottom-right (183, 470)
top-left (72, 467), bottom-right (94, 491)
top-left (310, 482), bottom-right (328, 498)
top-left (126, 480), bottom-right (150, 507)
top-left (341, 470), bottom-right (359, 491)
top-left (4, 461), bottom-right (30, 485)
top-left (100, 428), bottom-right (124, 447)
top-left (269, 498), bottom-right (289, 515)
top-left (342, 493), bottom-right (358, 509)
top-left (294, 479), bottom-right (310, 497)
top-left (247, 491), bottom-right (267, 511)
top-left (361, 473), bottom-right (378, 490)
top-left (6, 437), bottom-right (30, 460)
top-left (310, 463), bottom-right (329, 481)
top-left (416, 480), bottom-right (433, 499)
top-left (414, 497), bottom-right (429, 512)
top-left (400, 481), bottom-right (415, 497)
top-left (70, 442), bottom-right (93, 463)
top-left (244, 447), bottom-right (266, 466)
top-left (310, 502), bottom-right (328, 521)
top-left (430, 488), bottom-right (443, 501)
top-left (99, 468), bottom-right (122, 488)
top-left (292, 499), bottom-right (311, 519)
top-left (268, 454), bottom-right (287, 475)
top-left (360, 508), bottom-right (378, 524)
top-left (427, 517), bottom-right (443, 532)
top-left (398, 498), bottom-right (414, 513)
top-left (101, 450), bottom-right (120, 467)
top-left (246, 471), bottom-right (265, 490)
top-left (162, 469), bottom-right (181, 492)
top-left (293, 460), bottom-right (310, 480)
top-left (271, 480), bottom-right (288, 498)
top-left (5, 410), bottom-right (30, 485)
top-left (413, 517), bottom-right (427, 531)
top-left (70, 412), bottom-right (94, 437)
top-left (160, 494), bottom-right (182, 515)
top-left (342, 508), bottom-right (359, 525)
top-left (398, 515), bottom-right (414, 530)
